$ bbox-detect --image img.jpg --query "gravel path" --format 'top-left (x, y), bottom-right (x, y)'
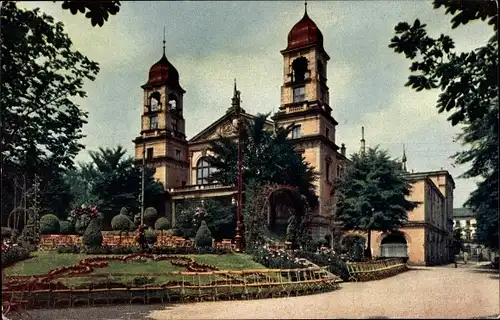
top-left (24, 265), bottom-right (499, 320)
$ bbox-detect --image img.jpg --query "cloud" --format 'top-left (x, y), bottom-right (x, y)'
top-left (16, 1), bottom-right (493, 207)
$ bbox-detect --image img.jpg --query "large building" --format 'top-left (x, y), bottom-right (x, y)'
top-left (132, 5), bottom-right (454, 265)
top-left (453, 208), bottom-right (477, 242)
top-left (133, 5), bottom-right (348, 241)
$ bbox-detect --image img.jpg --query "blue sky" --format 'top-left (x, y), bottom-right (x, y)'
top-left (20, 1), bottom-right (492, 208)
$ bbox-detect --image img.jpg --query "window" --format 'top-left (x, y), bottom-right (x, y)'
top-left (466, 220), bottom-right (471, 227)
top-left (196, 157), bottom-right (217, 185)
top-left (326, 162), bottom-right (330, 181)
top-left (336, 165), bottom-right (341, 177)
top-left (175, 149), bottom-right (181, 160)
top-left (291, 125), bottom-right (301, 139)
top-left (146, 148), bottom-right (154, 159)
top-left (149, 92), bottom-right (161, 112)
top-left (326, 127), bottom-right (330, 139)
top-left (149, 115), bottom-right (158, 129)
top-left (293, 86), bottom-right (305, 103)
top-left (292, 57), bottom-right (308, 82)
top-left (172, 118), bottom-right (178, 132)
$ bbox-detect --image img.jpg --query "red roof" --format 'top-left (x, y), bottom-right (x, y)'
top-left (143, 53), bottom-right (182, 90)
top-left (286, 11), bottom-right (324, 51)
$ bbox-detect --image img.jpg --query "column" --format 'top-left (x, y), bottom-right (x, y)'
top-left (171, 200), bottom-right (176, 227)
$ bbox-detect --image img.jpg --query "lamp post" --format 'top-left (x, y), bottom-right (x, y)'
top-left (141, 138), bottom-right (146, 225)
top-left (231, 80), bottom-right (244, 252)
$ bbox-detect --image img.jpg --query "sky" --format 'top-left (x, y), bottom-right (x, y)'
top-left (19, 1), bottom-right (492, 208)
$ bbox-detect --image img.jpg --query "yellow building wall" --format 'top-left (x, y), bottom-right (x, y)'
top-left (407, 180), bottom-right (425, 221)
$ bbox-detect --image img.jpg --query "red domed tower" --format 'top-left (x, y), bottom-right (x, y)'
top-left (134, 35), bottom-right (189, 194)
top-left (272, 2), bottom-right (341, 242)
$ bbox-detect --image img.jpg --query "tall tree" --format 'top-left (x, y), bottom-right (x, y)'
top-left (0, 1), bottom-right (99, 224)
top-left (84, 146), bottom-right (164, 228)
top-left (207, 113), bottom-right (318, 207)
top-left (389, 0), bottom-right (498, 250)
top-left (334, 147), bottom-right (419, 259)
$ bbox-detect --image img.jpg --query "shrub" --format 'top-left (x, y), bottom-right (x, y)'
top-left (195, 221), bottom-right (213, 248)
top-left (1, 227), bottom-right (12, 238)
top-left (171, 226), bottom-right (183, 237)
top-left (119, 207), bottom-right (129, 217)
top-left (145, 229), bottom-right (157, 245)
top-left (39, 214), bottom-right (61, 234)
top-left (59, 221), bottom-right (73, 234)
top-left (111, 214), bottom-right (133, 232)
top-left (154, 217), bottom-right (171, 231)
top-left (83, 218), bottom-right (103, 247)
top-left (294, 250), bottom-right (350, 281)
top-left (1, 243), bottom-right (32, 267)
top-left (250, 247), bottom-right (306, 269)
top-left (143, 207), bottom-right (158, 227)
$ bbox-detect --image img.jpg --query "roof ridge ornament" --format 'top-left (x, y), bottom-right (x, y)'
top-left (304, 1), bottom-right (307, 15)
top-left (162, 26), bottom-right (166, 56)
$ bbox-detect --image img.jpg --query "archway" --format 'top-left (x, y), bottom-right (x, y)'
top-left (245, 183), bottom-right (309, 250)
top-left (380, 232), bottom-right (408, 258)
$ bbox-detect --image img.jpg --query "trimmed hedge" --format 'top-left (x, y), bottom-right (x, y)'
top-left (40, 214), bottom-right (61, 234)
top-left (83, 218), bottom-right (103, 247)
top-left (145, 229), bottom-right (158, 245)
top-left (54, 244), bottom-right (231, 255)
top-left (195, 221), bottom-right (213, 248)
top-left (59, 221), bottom-right (73, 235)
top-left (155, 217), bottom-right (171, 231)
top-left (111, 214), bottom-right (133, 232)
top-left (143, 207), bottom-right (158, 227)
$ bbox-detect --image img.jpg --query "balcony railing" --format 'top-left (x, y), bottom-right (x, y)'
top-left (169, 183), bottom-right (233, 193)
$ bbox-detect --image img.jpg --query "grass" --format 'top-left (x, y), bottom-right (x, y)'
top-left (4, 252), bottom-right (269, 287)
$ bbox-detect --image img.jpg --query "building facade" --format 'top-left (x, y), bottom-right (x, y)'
top-left (132, 5), bottom-right (455, 263)
top-left (133, 7), bottom-right (348, 241)
top-left (453, 208), bottom-right (477, 242)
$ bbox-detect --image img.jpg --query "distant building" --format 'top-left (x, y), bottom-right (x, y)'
top-left (453, 208), bottom-right (477, 242)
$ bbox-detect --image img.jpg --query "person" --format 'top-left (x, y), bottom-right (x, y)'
top-left (463, 251), bottom-right (468, 264)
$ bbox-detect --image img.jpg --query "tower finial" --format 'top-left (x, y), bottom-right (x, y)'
top-left (162, 26), bottom-right (166, 56)
top-left (402, 144), bottom-right (407, 172)
top-left (304, 0), bottom-right (308, 14)
top-left (360, 126), bottom-right (366, 154)
top-left (233, 78), bottom-right (237, 96)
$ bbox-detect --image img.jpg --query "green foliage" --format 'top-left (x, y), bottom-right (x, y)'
top-left (154, 217), bottom-right (171, 231)
top-left (82, 218), bottom-right (103, 247)
top-left (143, 207), bottom-right (158, 227)
top-left (207, 113), bottom-right (318, 207)
top-left (0, 1), bottom-right (99, 174)
top-left (39, 214), bottom-right (61, 234)
top-left (68, 146), bottom-right (164, 229)
top-left (111, 214), bottom-right (132, 232)
top-left (195, 221), bottom-right (213, 248)
top-left (389, 0), bottom-right (498, 250)
top-left (175, 197), bottom-right (235, 240)
top-left (144, 229), bottom-right (157, 245)
top-left (335, 147), bottom-right (418, 258)
top-left (60, 1), bottom-right (121, 27)
top-left (59, 221), bottom-right (73, 235)
top-left (1, 227), bottom-right (12, 238)
top-left (119, 207), bottom-right (131, 218)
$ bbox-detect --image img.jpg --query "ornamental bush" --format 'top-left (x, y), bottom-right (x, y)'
top-left (59, 221), bottom-right (73, 234)
top-left (143, 207), bottom-right (158, 227)
top-left (144, 229), bottom-right (157, 245)
top-left (119, 207), bottom-right (129, 217)
top-left (111, 214), bottom-right (133, 233)
top-left (83, 218), bottom-right (103, 247)
top-left (39, 214), bottom-right (60, 234)
top-left (154, 217), bottom-right (171, 231)
top-left (195, 221), bottom-right (213, 248)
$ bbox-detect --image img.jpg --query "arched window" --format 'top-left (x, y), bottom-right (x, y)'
top-left (196, 157), bottom-right (217, 185)
top-left (149, 91), bottom-right (161, 112)
top-left (292, 57), bottom-right (308, 83)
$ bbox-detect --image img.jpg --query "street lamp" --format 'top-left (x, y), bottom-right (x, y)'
top-left (231, 80), bottom-right (244, 252)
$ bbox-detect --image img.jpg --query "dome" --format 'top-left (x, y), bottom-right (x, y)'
top-left (143, 53), bottom-right (182, 89)
top-left (285, 11), bottom-right (324, 51)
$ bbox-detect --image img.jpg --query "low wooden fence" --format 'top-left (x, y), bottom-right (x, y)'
top-left (3, 268), bottom-right (341, 309)
top-left (345, 258), bottom-right (407, 282)
top-left (38, 235), bottom-right (235, 251)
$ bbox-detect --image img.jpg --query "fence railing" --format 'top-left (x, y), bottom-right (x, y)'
top-left (345, 258), bottom-right (407, 282)
top-left (3, 267), bottom-right (341, 309)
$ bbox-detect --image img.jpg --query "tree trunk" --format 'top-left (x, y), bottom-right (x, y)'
top-left (366, 229), bottom-right (372, 260)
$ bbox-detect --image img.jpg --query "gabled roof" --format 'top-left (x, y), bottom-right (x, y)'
top-left (188, 108), bottom-right (273, 144)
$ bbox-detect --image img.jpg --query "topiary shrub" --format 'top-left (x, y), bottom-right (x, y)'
top-left (83, 218), bottom-right (103, 247)
top-left (195, 221), bottom-right (213, 248)
top-left (119, 207), bottom-right (129, 217)
top-left (154, 217), bottom-right (171, 236)
top-left (59, 221), bottom-right (73, 235)
top-left (39, 214), bottom-right (61, 234)
top-left (143, 207), bottom-right (158, 227)
top-left (1, 227), bottom-right (12, 238)
top-left (145, 229), bottom-right (157, 245)
top-left (111, 214), bottom-right (133, 243)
